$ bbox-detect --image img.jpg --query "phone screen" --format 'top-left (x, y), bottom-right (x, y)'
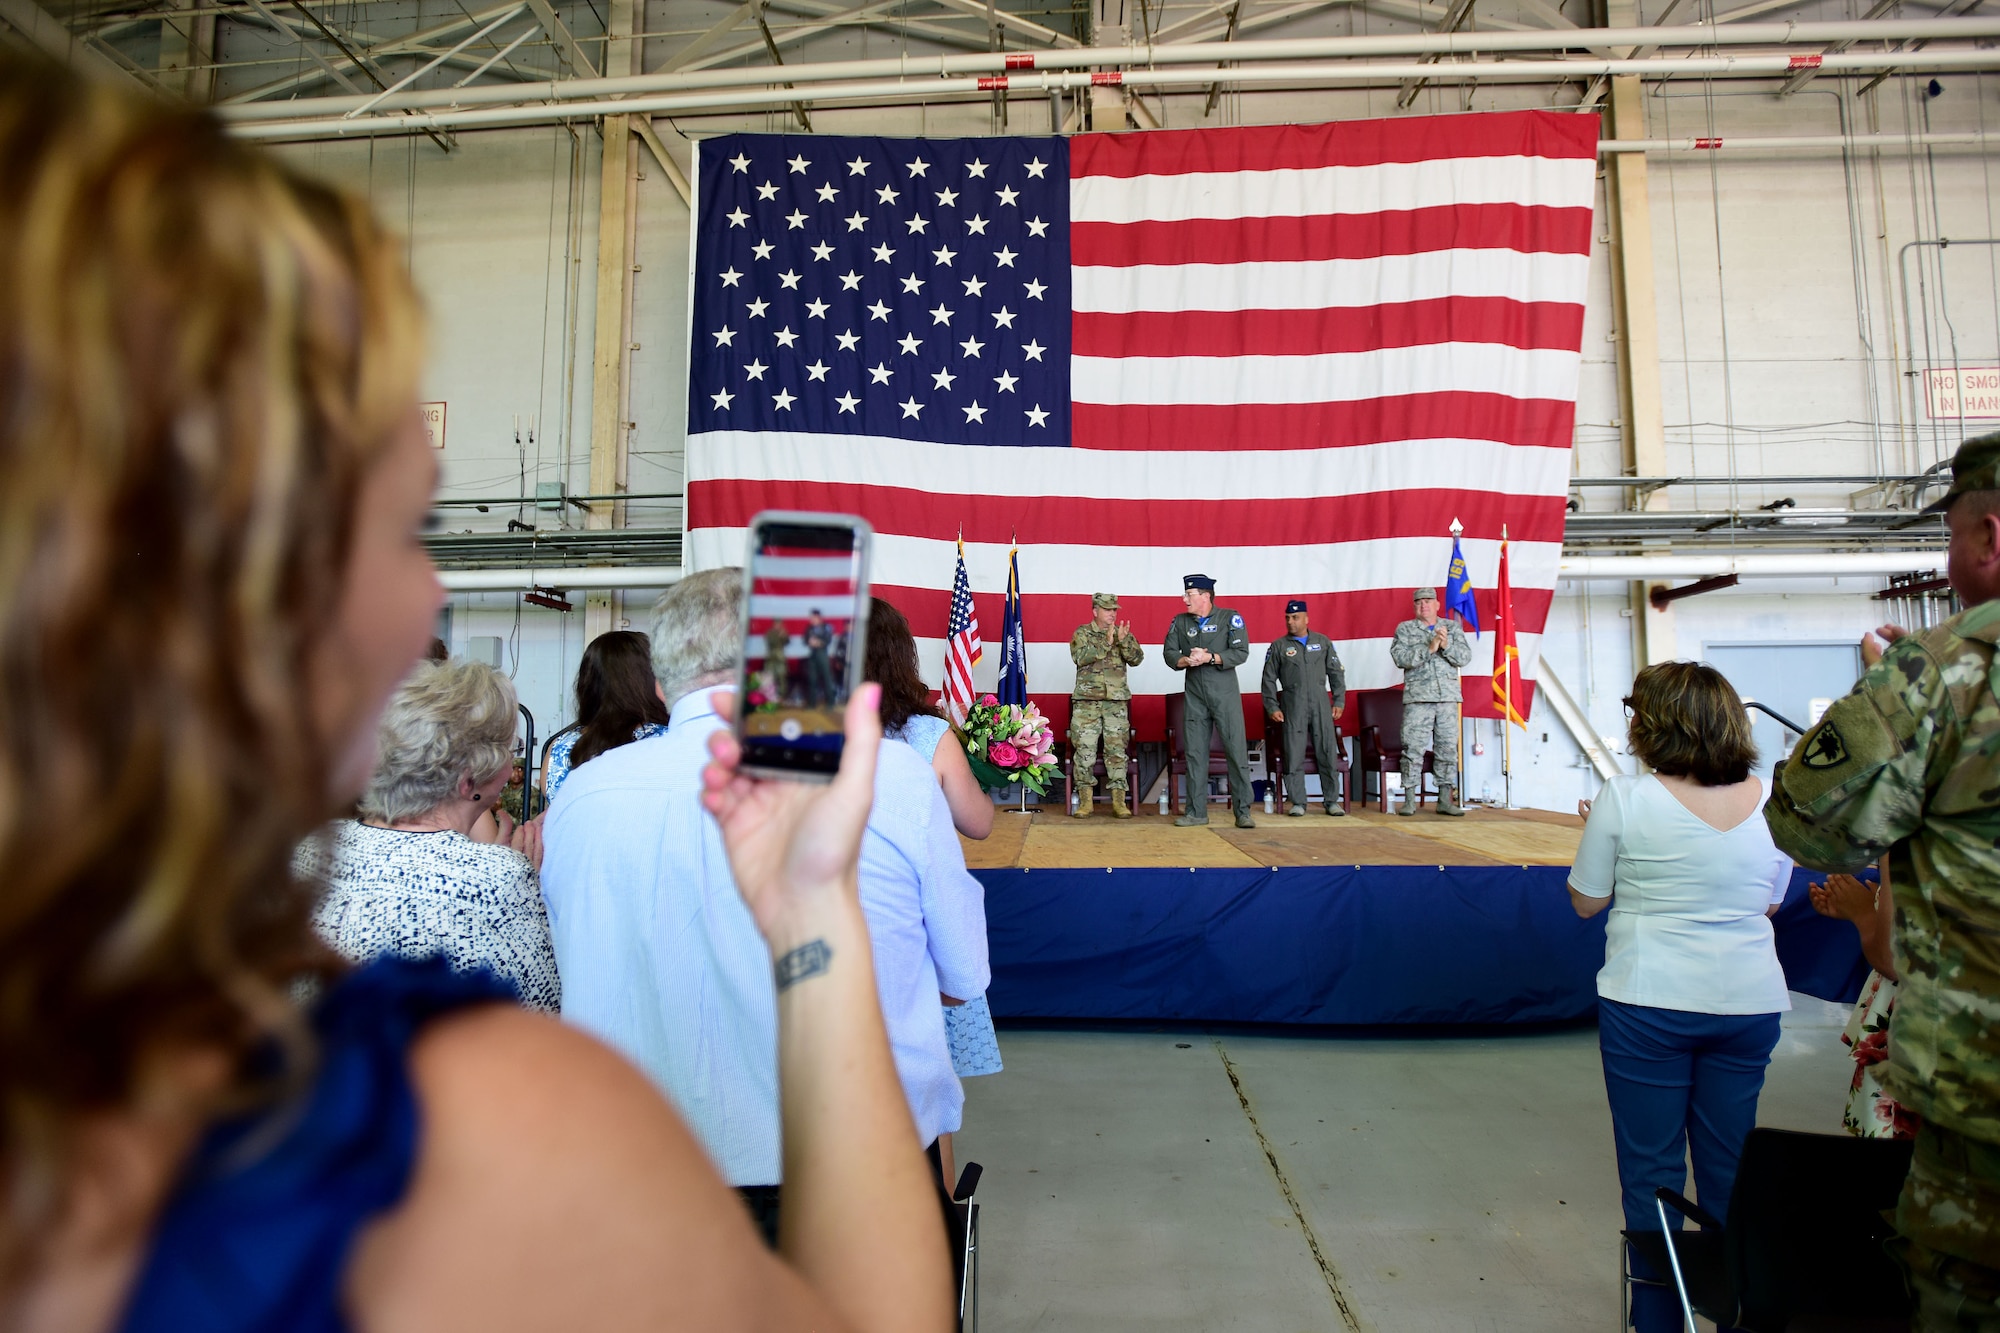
top-left (737, 512), bottom-right (872, 779)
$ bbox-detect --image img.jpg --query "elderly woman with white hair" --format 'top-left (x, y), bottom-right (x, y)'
top-left (304, 658), bottom-right (562, 1012)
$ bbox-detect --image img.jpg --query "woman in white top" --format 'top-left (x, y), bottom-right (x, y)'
top-left (1569, 661), bottom-right (1793, 1333)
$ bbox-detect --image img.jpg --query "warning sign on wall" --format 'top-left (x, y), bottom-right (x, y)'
top-left (420, 402), bottom-right (447, 449)
top-left (1923, 367), bottom-right (2000, 420)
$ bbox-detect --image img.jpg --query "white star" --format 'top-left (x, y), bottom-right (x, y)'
top-left (963, 402), bottom-right (987, 423)
top-left (773, 326), bottom-right (799, 348)
top-left (876, 183), bottom-right (901, 205)
top-left (867, 300), bottom-right (891, 322)
top-left (994, 370), bottom-right (1019, 393)
top-left (810, 241), bottom-right (834, 261)
top-left (836, 391), bottom-right (860, 413)
top-left (1022, 339), bottom-right (1046, 361)
top-left (962, 276), bottom-right (987, 296)
top-left (744, 358), bottom-right (768, 381)
top-left (900, 396), bottom-right (925, 418)
top-left (907, 158), bottom-right (929, 177)
top-left (996, 185), bottom-right (1019, 206)
top-left (847, 156), bottom-right (870, 176)
top-left (929, 304), bottom-right (955, 326)
top-left (965, 215), bottom-right (989, 236)
top-left (898, 332), bottom-right (923, 355)
top-left (729, 153), bottom-right (750, 173)
top-left (994, 246), bottom-right (1018, 267)
top-left (839, 270), bottom-right (863, 290)
top-left (967, 158), bottom-right (988, 178)
top-left (1025, 157), bottom-right (1047, 178)
top-left (755, 181), bottom-right (778, 201)
top-left (713, 327), bottom-right (736, 347)
top-left (773, 388), bottom-right (796, 410)
top-left (746, 298), bottom-right (769, 318)
top-left (726, 207), bottom-right (749, 228)
top-left (815, 182), bottom-right (838, 202)
top-left (906, 216), bottom-right (930, 235)
top-left (712, 387), bottom-right (736, 408)
top-left (788, 153), bottom-right (810, 174)
top-left (845, 211), bottom-right (869, 232)
top-left (805, 298), bottom-right (830, 318)
top-left (869, 363), bottom-right (893, 384)
top-left (992, 306), bottom-right (1016, 329)
top-left (1026, 216), bottom-right (1050, 238)
top-left (901, 273), bottom-right (925, 294)
top-left (752, 240), bottom-right (774, 260)
top-left (936, 187), bottom-right (959, 207)
top-left (719, 267), bottom-right (743, 287)
top-left (959, 335), bottom-right (984, 358)
top-left (806, 360), bottom-right (830, 381)
top-left (932, 367), bottom-right (957, 390)
top-left (872, 243), bottom-right (895, 264)
top-left (1026, 404), bottom-right (1050, 427)
top-left (785, 209), bottom-right (808, 230)
top-left (778, 269), bottom-right (801, 289)
top-left (836, 329), bottom-right (860, 350)
top-left (932, 246), bottom-right (957, 266)
top-left (1024, 278), bottom-right (1047, 300)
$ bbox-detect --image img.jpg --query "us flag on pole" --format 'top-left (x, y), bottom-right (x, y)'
top-left (685, 113), bottom-right (1598, 717)
top-left (943, 536), bottom-right (982, 725)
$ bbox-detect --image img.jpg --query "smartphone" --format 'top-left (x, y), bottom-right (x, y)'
top-left (735, 511), bottom-right (874, 780)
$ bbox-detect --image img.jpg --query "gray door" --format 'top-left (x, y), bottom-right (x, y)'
top-left (1703, 641), bottom-right (1864, 778)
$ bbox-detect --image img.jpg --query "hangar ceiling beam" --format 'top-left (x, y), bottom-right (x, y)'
top-left (586, 0), bottom-right (635, 642)
top-left (0, 0), bottom-right (148, 83)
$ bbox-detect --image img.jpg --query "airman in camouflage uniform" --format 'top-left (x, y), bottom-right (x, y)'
top-left (763, 619), bottom-right (791, 703)
top-left (1389, 587), bottom-right (1472, 816)
top-left (1766, 431), bottom-right (2000, 1330)
top-left (1070, 592), bottom-right (1145, 818)
top-left (1261, 598), bottom-right (1348, 816)
top-left (1165, 573), bottom-right (1255, 828)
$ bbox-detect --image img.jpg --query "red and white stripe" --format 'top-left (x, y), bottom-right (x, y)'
top-left (688, 111), bottom-right (1597, 715)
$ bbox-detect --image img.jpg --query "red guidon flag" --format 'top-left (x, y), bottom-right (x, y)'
top-left (1492, 531), bottom-right (1528, 726)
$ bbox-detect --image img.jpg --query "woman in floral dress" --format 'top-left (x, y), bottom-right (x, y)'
top-left (1812, 866), bottom-right (1918, 1140)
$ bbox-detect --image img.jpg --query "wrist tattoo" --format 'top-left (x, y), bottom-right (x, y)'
top-left (774, 939), bottom-right (834, 991)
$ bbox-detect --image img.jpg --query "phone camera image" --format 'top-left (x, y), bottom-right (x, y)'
top-left (739, 514), bottom-right (871, 779)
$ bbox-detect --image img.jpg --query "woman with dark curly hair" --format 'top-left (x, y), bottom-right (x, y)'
top-left (1568, 660), bottom-right (1794, 1333)
top-left (544, 630), bottom-right (670, 797)
top-left (0, 55), bottom-right (949, 1333)
top-left (865, 597), bottom-right (992, 842)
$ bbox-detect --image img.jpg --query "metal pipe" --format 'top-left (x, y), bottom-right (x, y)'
top-left (1559, 552), bottom-right (1940, 578)
top-left (1602, 131), bottom-right (2000, 154)
top-left (344, 1), bottom-right (524, 116)
top-left (442, 566), bottom-right (685, 591)
top-left (226, 49), bottom-right (2000, 140)
top-left (211, 16), bottom-right (2000, 121)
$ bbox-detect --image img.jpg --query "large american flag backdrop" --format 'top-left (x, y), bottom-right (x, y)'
top-left (685, 112), bottom-right (1599, 721)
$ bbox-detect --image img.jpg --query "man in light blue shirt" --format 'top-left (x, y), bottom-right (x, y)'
top-left (540, 568), bottom-right (990, 1188)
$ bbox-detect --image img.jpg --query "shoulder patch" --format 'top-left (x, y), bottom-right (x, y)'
top-left (1285, 646), bottom-right (1298, 657)
top-left (1231, 614), bottom-right (1244, 628)
top-left (1800, 725), bottom-right (1849, 769)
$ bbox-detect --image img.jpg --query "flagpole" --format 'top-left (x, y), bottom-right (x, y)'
top-left (1502, 523), bottom-right (1513, 811)
top-left (1449, 517), bottom-right (1465, 811)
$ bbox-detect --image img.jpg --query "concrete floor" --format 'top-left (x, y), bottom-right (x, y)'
top-left (954, 996), bottom-right (1855, 1333)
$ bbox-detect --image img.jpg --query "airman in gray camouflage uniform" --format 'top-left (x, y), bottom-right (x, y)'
top-left (1767, 432), bottom-right (2000, 1331)
top-left (1389, 587), bottom-right (1471, 817)
top-left (1070, 592), bottom-right (1145, 819)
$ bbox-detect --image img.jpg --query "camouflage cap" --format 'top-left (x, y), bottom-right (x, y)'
top-left (1923, 430), bottom-right (2000, 514)
top-left (1092, 592), bottom-right (1119, 610)
top-left (1412, 586), bottom-right (1439, 602)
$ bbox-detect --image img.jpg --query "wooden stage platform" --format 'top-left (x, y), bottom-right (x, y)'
top-left (961, 804), bottom-right (1584, 871)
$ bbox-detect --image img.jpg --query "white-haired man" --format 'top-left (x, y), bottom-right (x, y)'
top-left (539, 568), bottom-right (990, 1235)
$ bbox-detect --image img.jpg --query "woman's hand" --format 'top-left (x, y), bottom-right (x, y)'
top-left (508, 812), bottom-right (544, 871)
top-left (1577, 798), bottom-right (1593, 822)
top-left (701, 684), bottom-right (883, 943)
top-left (1809, 872), bottom-right (1877, 923)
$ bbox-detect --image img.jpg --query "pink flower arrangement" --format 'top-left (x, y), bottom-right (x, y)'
top-left (960, 698), bottom-right (1059, 795)
top-left (988, 740), bottom-right (1023, 768)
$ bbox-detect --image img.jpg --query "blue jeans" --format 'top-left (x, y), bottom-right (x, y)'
top-left (1599, 997), bottom-right (1782, 1333)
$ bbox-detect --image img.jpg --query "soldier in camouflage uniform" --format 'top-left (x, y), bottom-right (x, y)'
top-left (1165, 573), bottom-right (1255, 828)
top-left (1261, 598), bottom-right (1348, 816)
top-left (1069, 592), bottom-right (1145, 818)
top-left (762, 618), bottom-right (791, 703)
top-left (1766, 431), bottom-right (2000, 1331)
top-left (1389, 587), bottom-right (1472, 816)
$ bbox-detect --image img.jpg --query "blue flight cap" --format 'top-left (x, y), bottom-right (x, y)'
top-left (1183, 573), bottom-right (1216, 592)
top-left (1284, 599), bottom-right (1308, 615)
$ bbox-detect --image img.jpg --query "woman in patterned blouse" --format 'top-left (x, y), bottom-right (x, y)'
top-left (306, 659), bottom-right (561, 1012)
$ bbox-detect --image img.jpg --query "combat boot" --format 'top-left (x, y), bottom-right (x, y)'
top-left (1174, 804), bottom-right (1209, 827)
top-left (1110, 790), bottom-right (1132, 819)
top-left (1071, 784), bottom-right (1094, 818)
top-left (1397, 788), bottom-right (1419, 816)
top-left (1235, 810), bottom-right (1257, 829)
top-left (1437, 786), bottom-right (1466, 817)
top-left (1323, 802), bottom-right (1346, 817)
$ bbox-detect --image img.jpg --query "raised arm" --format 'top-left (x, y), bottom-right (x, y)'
top-left (1118, 627), bottom-right (1144, 666)
top-left (1218, 615), bottom-right (1250, 669)
top-left (1388, 623), bottom-right (1424, 670)
top-left (1069, 625), bottom-right (1105, 667)
top-left (1442, 621), bottom-right (1473, 668)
